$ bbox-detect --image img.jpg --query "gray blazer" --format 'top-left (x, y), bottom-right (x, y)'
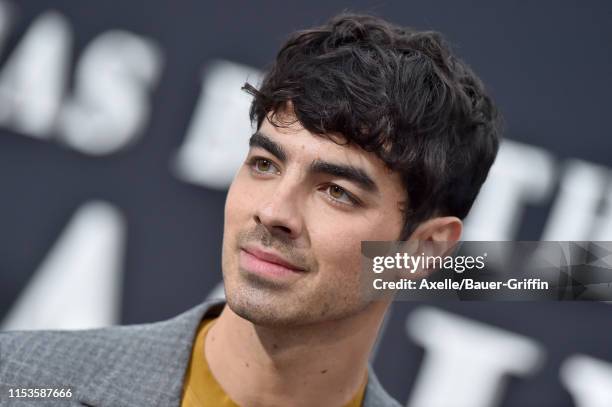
top-left (0, 299), bottom-right (401, 407)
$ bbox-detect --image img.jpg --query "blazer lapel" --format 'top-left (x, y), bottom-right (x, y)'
top-left (362, 368), bottom-right (402, 407)
top-left (76, 300), bottom-right (225, 407)
top-left (74, 299), bottom-right (400, 407)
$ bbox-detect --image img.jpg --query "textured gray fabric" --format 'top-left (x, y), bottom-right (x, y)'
top-left (0, 300), bottom-right (401, 407)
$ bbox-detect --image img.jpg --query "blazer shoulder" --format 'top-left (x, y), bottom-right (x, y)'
top-left (0, 323), bottom-right (152, 388)
top-left (0, 300), bottom-right (220, 391)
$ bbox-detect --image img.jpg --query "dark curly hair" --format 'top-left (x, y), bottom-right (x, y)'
top-left (243, 13), bottom-right (502, 239)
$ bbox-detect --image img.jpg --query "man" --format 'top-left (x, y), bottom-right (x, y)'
top-left (0, 13), bottom-right (500, 407)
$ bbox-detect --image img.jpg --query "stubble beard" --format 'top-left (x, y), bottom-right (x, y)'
top-left (221, 225), bottom-right (371, 328)
top-left (223, 253), bottom-right (371, 328)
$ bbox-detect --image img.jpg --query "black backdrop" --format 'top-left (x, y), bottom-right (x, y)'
top-left (1, 1), bottom-right (612, 406)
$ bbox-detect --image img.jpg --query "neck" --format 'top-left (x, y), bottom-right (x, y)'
top-left (204, 301), bottom-right (387, 407)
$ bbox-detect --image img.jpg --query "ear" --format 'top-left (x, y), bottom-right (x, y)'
top-left (393, 217), bottom-right (462, 281)
top-left (409, 216), bottom-right (463, 242)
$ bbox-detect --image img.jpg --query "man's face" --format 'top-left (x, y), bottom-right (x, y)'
top-left (221, 112), bottom-right (405, 327)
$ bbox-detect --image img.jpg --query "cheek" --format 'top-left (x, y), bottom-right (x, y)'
top-left (223, 174), bottom-right (253, 253)
top-left (309, 220), bottom-right (365, 282)
top-left (372, 211), bottom-right (404, 241)
top-left (308, 210), bottom-right (403, 280)
top-left (224, 171), bottom-right (254, 224)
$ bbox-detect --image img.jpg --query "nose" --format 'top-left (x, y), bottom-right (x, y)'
top-left (254, 180), bottom-right (304, 240)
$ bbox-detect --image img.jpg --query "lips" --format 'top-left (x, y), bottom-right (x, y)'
top-left (241, 246), bottom-right (305, 272)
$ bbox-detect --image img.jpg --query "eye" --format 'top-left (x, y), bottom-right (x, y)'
top-left (325, 184), bottom-right (359, 206)
top-left (249, 157), bottom-right (279, 175)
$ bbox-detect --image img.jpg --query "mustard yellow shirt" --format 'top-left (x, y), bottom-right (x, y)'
top-left (181, 318), bottom-right (367, 407)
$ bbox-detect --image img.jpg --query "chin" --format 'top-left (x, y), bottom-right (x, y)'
top-left (225, 284), bottom-right (371, 328)
top-left (224, 287), bottom-right (303, 327)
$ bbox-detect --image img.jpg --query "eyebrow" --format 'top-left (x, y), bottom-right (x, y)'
top-left (309, 160), bottom-right (378, 193)
top-left (249, 132), bottom-right (287, 162)
top-left (248, 132), bottom-right (379, 194)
